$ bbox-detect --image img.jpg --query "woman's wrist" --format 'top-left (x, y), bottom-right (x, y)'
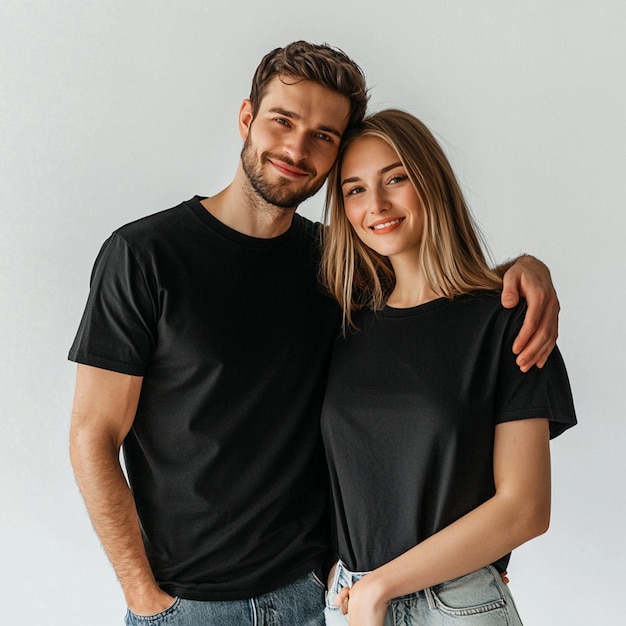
top-left (355, 569), bottom-right (394, 606)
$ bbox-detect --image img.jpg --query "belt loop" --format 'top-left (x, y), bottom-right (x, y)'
top-left (423, 585), bottom-right (436, 610)
top-left (331, 560), bottom-right (343, 592)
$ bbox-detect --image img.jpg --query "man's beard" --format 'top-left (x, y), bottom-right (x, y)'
top-left (240, 136), bottom-right (325, 209)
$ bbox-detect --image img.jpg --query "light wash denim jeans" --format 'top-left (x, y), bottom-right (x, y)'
top-left (124, 570), bottom-right (326, 626)
top-left (324, 561), bottom-right (523, 625)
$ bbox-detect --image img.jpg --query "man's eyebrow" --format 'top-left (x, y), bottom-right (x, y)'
top-left (341, 162), bottom-right (403, 186)
top-left (268, 108), bottom-right (343, 139)
top-left (268, 107), bottom-right (300, 120)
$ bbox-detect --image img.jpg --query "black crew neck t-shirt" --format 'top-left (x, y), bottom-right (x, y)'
top-left (69, 197), bottom-right (340, 600)
top-left (321, 292), bottom-right (576, 573)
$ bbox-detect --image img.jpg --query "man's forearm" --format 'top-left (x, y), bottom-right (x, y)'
top-left (70, 434), bottom-right (163, 608)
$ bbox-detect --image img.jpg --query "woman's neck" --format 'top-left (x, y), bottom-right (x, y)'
top-left (387, 254), bottom-right (440, 309)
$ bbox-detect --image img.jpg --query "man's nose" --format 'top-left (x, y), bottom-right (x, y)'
top-left (282, 131), bottom-right (309, 163)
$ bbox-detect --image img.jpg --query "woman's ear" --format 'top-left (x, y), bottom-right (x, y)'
top-left (239, 99), bottom-right (254, 141)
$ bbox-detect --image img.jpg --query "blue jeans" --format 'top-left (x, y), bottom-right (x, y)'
top-left (325, 561), bottom-right (523, 625)
top-left (125, 570), bottom-right (326, 625)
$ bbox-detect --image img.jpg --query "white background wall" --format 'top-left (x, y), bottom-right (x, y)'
top-left (1, 1), bottom-right (624, 624)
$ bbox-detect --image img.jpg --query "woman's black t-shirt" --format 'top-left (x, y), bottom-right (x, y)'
top-left (321, 292), bottom-right (576, 573)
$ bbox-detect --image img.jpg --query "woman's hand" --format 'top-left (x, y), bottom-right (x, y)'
top-left (334, 575), bottom-right (389, 626)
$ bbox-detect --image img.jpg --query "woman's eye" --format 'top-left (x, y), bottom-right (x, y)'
top-left (389, 174), bottom-right (407, 185)
top-left (345, 186), bottom-right (364, 197)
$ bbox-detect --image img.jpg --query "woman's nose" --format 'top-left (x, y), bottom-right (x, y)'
top-left (369, 188), bottom-right (391, 214)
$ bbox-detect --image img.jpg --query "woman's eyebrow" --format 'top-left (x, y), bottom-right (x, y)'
top-left (341, 162), bottom-right (403, 186)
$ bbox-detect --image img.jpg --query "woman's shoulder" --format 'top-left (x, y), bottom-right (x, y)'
top-left (447, 292), bottom-right (528, 342)
top-left (453, 290), bottom-right (526, 315)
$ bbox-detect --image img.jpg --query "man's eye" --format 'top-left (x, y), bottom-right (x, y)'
top-left (314, 132), bottom-right (331, 142)
top-left (275, 118), bottom-right (290, 126)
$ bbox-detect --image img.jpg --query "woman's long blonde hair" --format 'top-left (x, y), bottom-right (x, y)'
top-left (321, 109), bottom-right (502, 329)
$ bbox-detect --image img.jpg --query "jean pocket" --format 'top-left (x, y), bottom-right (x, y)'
top-left (125, 597), bottom-right (181, 624)
top-left (426, 567), bottom-right (507, 618)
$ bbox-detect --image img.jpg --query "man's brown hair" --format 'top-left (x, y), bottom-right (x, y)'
top-left (249, 41), bottom-right (369, 130)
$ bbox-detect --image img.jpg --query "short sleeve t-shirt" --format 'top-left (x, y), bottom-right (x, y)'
top-left (321, 292), bottom-right (576, 573)
top-left (69, 197), bottom-right (340, 600)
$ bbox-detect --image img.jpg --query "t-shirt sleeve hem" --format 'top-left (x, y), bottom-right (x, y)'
top-left (497, 407), bottom-right (577, 439)
top-left (67, 350), bottom-right (146, 377)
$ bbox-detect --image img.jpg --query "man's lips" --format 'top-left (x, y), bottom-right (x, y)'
top-left (368, 217), bottom-right (404, 233)
top-left (268, 158), bottom-right (311, 178)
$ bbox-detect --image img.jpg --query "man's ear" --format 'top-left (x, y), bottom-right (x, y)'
top-left (239, 99), bottom-right (254, 141)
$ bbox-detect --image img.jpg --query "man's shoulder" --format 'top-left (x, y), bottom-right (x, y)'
top-left (114, 197), bottom-right (198, 239)
top-left (292, 213), bottom-right (323, 242)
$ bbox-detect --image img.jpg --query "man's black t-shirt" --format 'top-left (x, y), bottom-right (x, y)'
top-left (321, 292), bottom-right (576, 573)
top-left (69, 197), bottom-right (340, 600)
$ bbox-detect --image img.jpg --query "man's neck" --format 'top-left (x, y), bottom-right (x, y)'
top-left (201, 166), bottom-right (297, 239)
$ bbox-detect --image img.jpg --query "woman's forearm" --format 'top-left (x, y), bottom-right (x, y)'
top-left (345, 418), bottom-right (551, 618)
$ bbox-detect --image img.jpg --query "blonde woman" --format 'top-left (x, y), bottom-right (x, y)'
top-left (320, 109), bottom-right (576, 626)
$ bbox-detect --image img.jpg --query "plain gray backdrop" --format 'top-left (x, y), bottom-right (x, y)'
top-left (2, 1), bottom-right (624, 624)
